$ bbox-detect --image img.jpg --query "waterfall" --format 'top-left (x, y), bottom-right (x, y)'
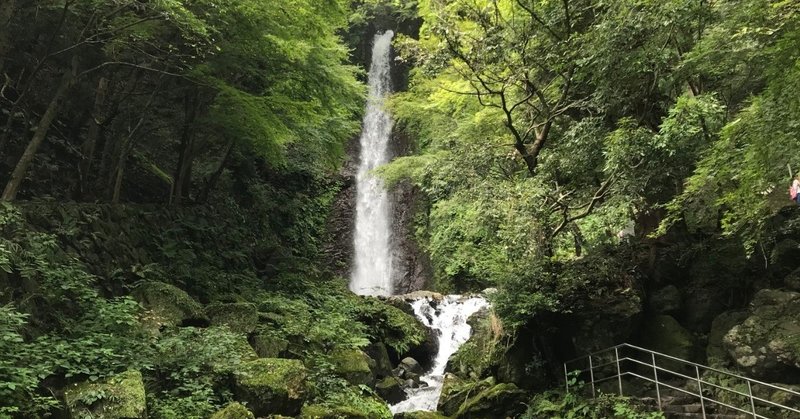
top-left (350, 31), bottom-right (395, 297)
top-left (391, 296), bottom-right (489, 414)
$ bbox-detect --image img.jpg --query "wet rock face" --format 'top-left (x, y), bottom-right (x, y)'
top-left (723, 289), bottom-right (800, 383)
top-left (649, 285), bottom-right (681, 315)
top-left (389, 128), bottom-right (432, 294)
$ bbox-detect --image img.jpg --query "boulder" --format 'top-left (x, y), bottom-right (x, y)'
top-left (438, 374), bottom-right (494, 416)
top-left (649, 285), bottom-right (681, 315)
top-left (299, 395), bottom-right (391, 419)
top-left (638, 315), bottom-right (695, 361)
top-left (393, 412), bottom-right (448, 419)
top-left (375, 376), bottom-right (406, 404)
top-left (233, 358), bottom-right (308, 416)
top-left (452, 382), bottom-right (526, 418)
top-left (680, 287), bottom-right (726, 333)
top-left (784, 267), bottom-right (800, 292)
top-left (723, 289), bottom-right (800, 383)
top-left (331, 349), bottom-right (375, 386)
top-left (64, 370), bottom-right (146, 419)
top-left (206, 302), bottom-right (258, 334)
top-left (132, 281), bottom-right (207, 327)
top-left (399, 357), bottom-right (423, 376)
top-left (706, 310), bottom-right (748, 368)
top-left (250, 333), bottom-right (290, 358)
top-left (210, 402), bottom-right (255, 419)
top-left (365, 342), bottom-right (394, 378)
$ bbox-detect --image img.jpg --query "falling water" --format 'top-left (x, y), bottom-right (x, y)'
top-left (391, 296), bottom-right (489, 413)
top-left (350, 31), bottom-right (396, 296)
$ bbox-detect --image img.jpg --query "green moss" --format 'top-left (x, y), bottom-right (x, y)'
top-left (330, 349), bottom-right (374, 385)
top-left (438, 375), bottom-right (494, 416)
top-left (453, 382), bottom-right (525, 418)
top-left (300, 394), bottom-right (392, 419)
top-left (64, 370), bottom-right (146, 419)
top-left (233, 358), bottom-right (308, 416)
top-left (394, 412), bottom-right (449, 419)
top-left (210, 402), bottom-right (255, 419)
top-left (207, 302), bottom-right (259, 334)
top-left (132, 281), bottom-right (206, 327)
top-left (251, 333), bottom-right (289, 358)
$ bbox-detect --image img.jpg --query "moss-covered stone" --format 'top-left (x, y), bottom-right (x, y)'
top-left (251, 333), bottom-right (290, 358)
top-left (207, 302), bottom-right (258, 334)
top-left (132, 281), bottom-right (207, 327)
top-left (365, 342), bottom-right (394, 378)
top-left (64, 370), bottom-right (146, 419)
top-left (210, 402), bottom-right (255, 419)
top-left (393, 412), bottom-right (448, 419)
top-left (438, 374), bottom-right (494, 416)
top-left (452, 382), bottom-right (526, 418)
top-left (331, 349), bottom-right (374, 386)
top-left (639, 315), bottom-right (694, 361)
top-left (233, 358), bottom-right (308, 416)
top-left (299, 395), bottom-right (391, 419)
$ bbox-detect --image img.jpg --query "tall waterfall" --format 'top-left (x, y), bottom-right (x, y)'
top-left (350, 31), bottom-right (395, 296)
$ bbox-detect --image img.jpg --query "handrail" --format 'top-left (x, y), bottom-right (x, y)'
top-left (563, 343), bottom-right (800, 419)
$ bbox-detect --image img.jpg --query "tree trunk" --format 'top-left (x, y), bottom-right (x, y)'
top-left (111, 143), bottom-right (128, 205)
top-left (171, 89), bottom-right (199, 205)
top-left (570, 222), bottom-right (584, 257)
top-left (78, 76), bottom-right (109, 195)
top-left (1, 57), bottom-right (77, 201)
top-left (199, 138), bottom-right (234, 203)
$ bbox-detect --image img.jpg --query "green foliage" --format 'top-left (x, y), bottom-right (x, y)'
top-left (524, 382), bottom-right (664, 419)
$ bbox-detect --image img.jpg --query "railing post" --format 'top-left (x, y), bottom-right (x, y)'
top-left (615, 347), bottom-right (623, 396)
top-left (588, 355), bottom-right (596, 398)
top-left (652, 352), bottom-right (661, 410)
top-left (564, 363), bottom-right (569, 394)
top-left (747, 380), bottom-right (756, 418)
top-left (695, 365), bottom-right (706, 418)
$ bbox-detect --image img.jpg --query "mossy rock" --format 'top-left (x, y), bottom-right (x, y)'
top-left (393, 412), bottom-right (449, 419)
top-left (638, 315), bottom-right (695, 362)
top-left (299, 395), bottom-right (391, 419)
top-left (452, 382), bottom-right (525, 418)
top-left (365, 342), bottom-right (394, 378)
top-left (233, 358), bottom-right (308, 416)
top-left (331, 349), bottom-right (375, 386)
top-left (375, 376), bottom-right (405, 404)
top-left (64, 370), bottom-right (146, 419)
top-left (438, 375), bottom-right (494, 416)
top-left (207, 302), bottom-right (258, 334)
top-left (132, 281), bottom-right (207, 327)
top-left (251, 333), bottom-right (290, 358)
top-left (210, 402), bottom-right (255, 419)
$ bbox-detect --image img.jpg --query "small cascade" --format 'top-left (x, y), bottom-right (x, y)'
top-left (391, 295), bottom-right (489, 414)
top-left (350, 30), bottom-right (395, 297)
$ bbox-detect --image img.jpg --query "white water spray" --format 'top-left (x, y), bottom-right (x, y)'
top-left (391, 296), bottom-right (489, 413)
top-left (350, 31), bottom-right (396, 296)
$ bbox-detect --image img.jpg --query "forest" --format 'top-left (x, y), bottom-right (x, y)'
top-left (1, 0), bottom-right (799, 418)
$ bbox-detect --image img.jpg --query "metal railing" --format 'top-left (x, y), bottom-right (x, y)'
top-left (563, 343), bottom-right (800, 419)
